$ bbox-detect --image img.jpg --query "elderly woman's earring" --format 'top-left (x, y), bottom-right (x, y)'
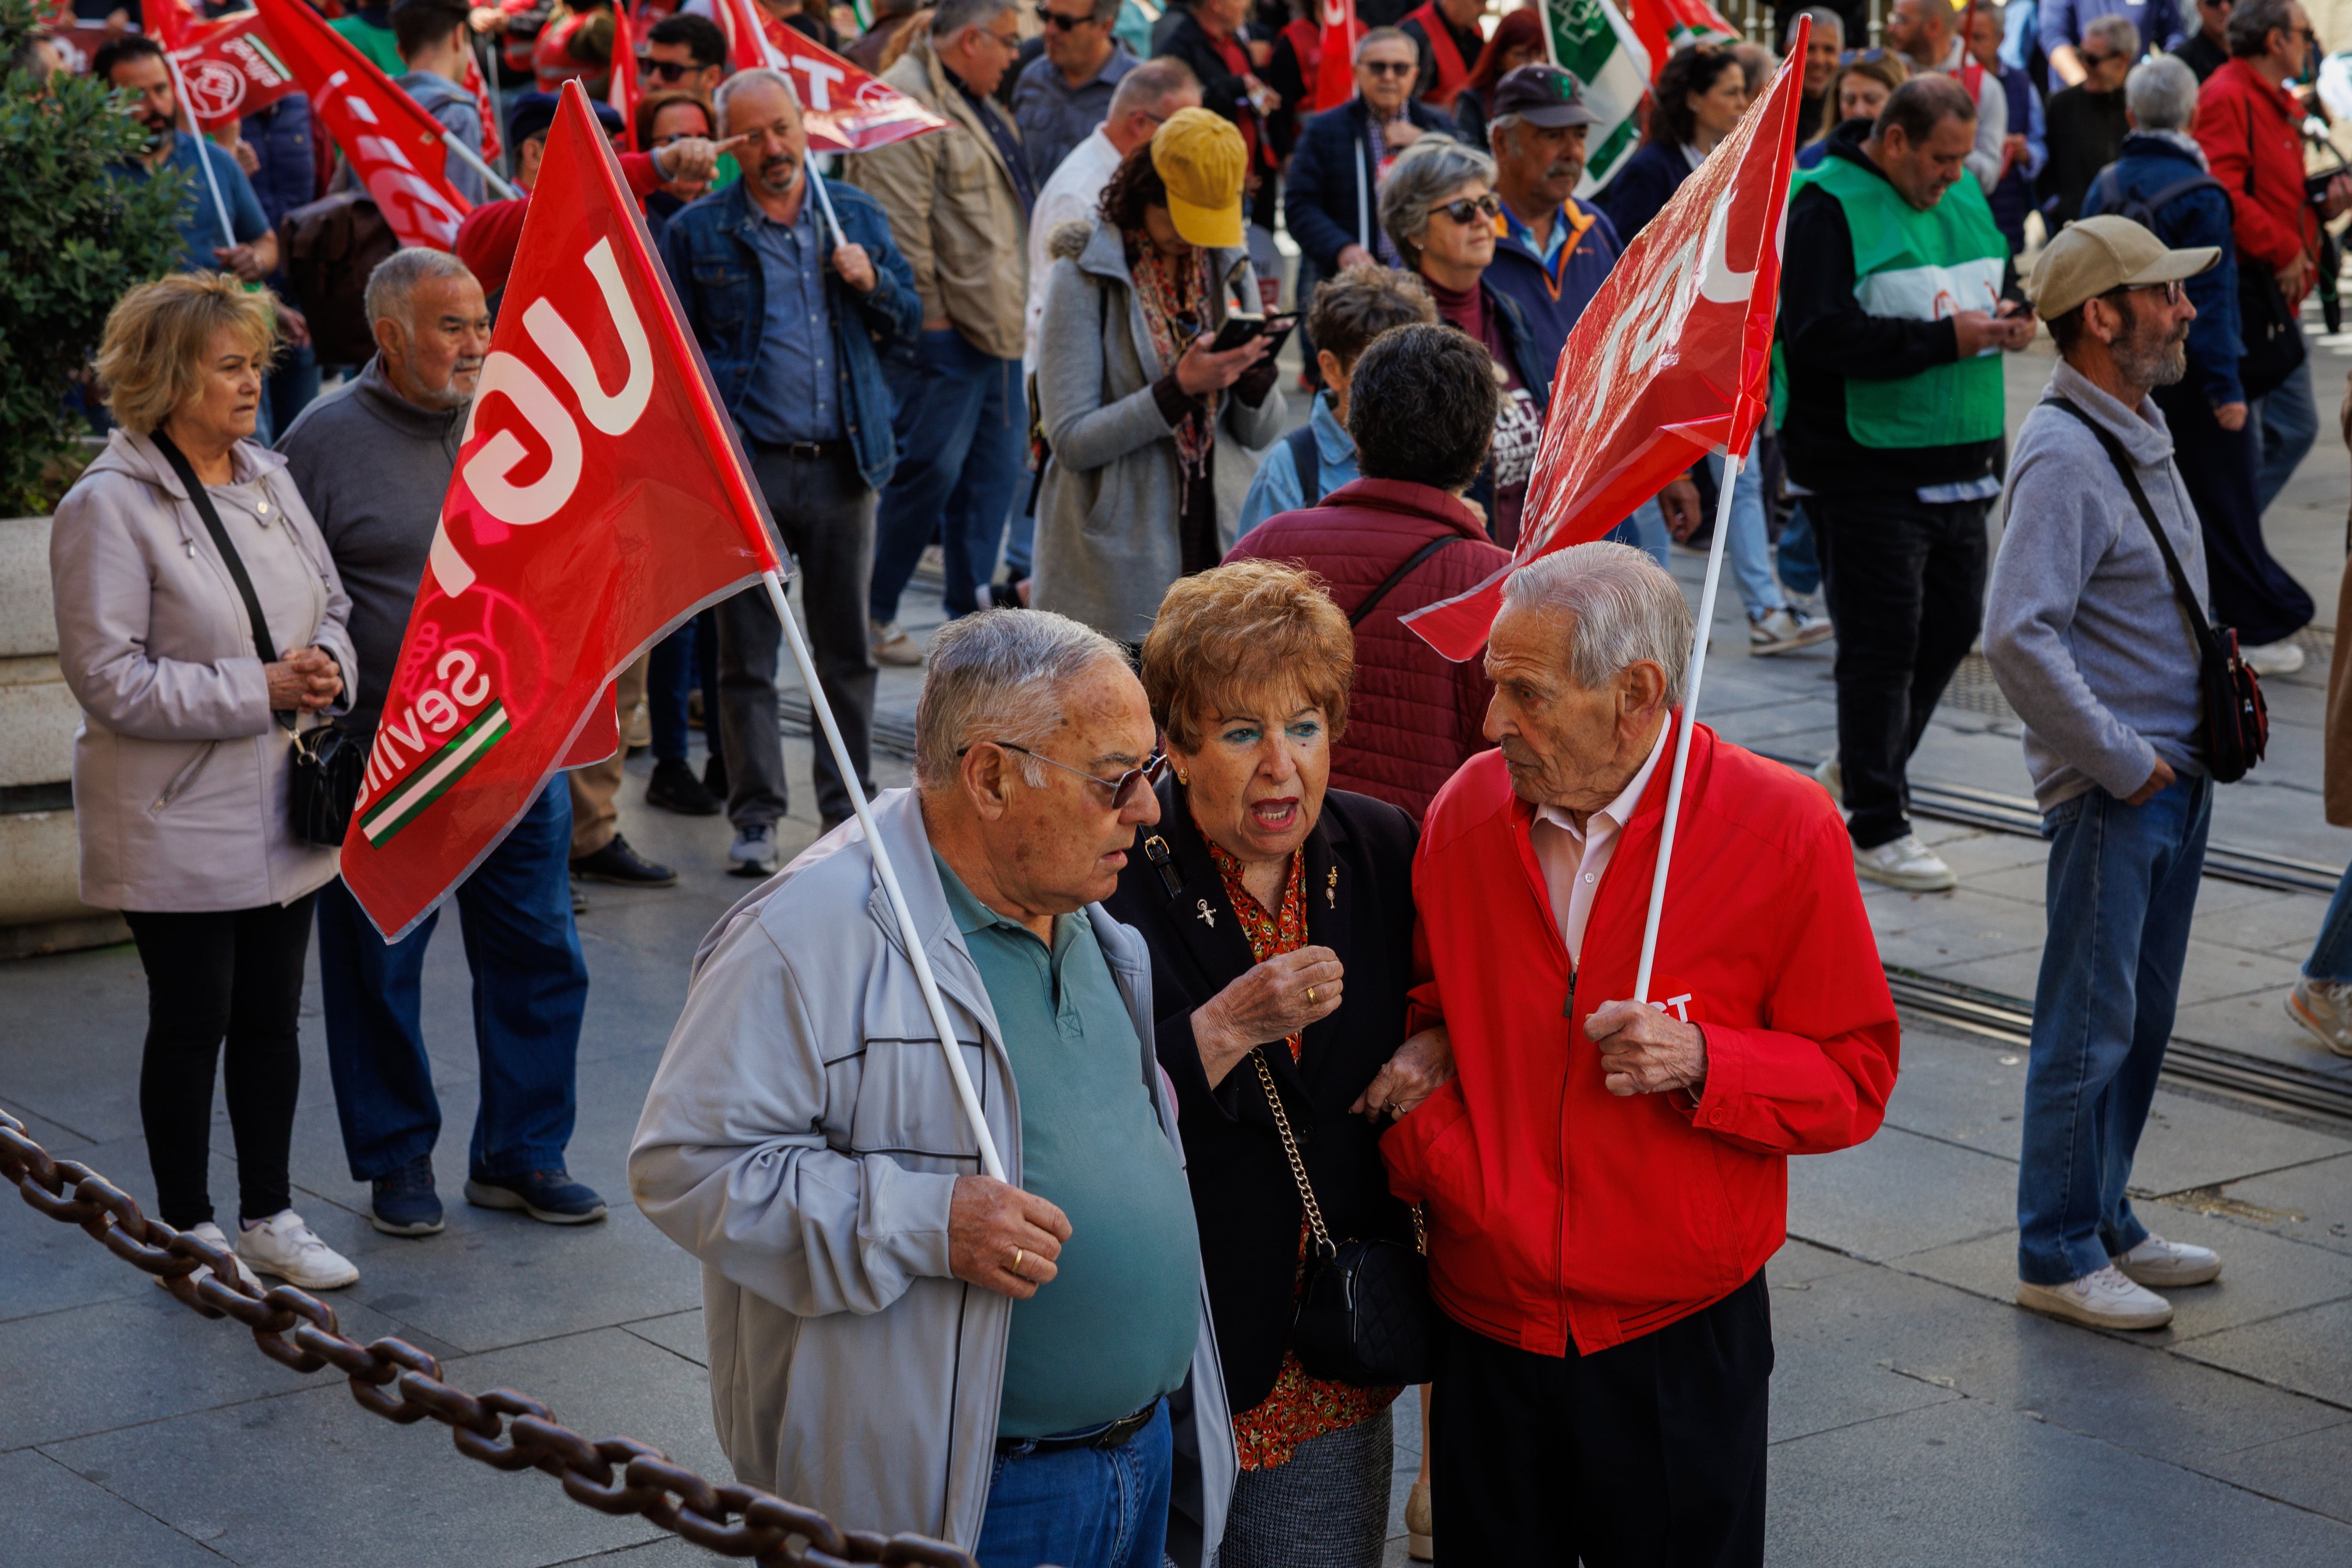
top-left (1176, 767), bottom-right (1189, 786)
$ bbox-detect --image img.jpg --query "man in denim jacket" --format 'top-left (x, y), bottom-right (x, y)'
top-left (662, 68), bottom-right (922, 876)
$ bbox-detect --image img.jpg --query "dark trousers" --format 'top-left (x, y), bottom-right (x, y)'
top-left (869, 328), bottom-right (1025, 623)
top-left (124, 895), bottom-right (319, 1230)
top-left (2154, 378), bottom-right (2314, 647)
top-left (648, 617), bottom-right (695, 766)
top-left (1812, 492), bottom-right (1990, 849)
top-left (315, 780), bottom-right (586, 1183)
top-left (1430, 1273), bottom-right (1772, 1568)
top-left (717, 443), bottom-right (877, 830)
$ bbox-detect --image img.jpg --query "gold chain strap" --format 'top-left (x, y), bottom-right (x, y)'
top-left (1250, 1049), bottom-right (1335, 1256)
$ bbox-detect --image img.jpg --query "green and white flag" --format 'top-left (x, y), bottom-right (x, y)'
top-left (1542, 0), bottom-right (1653, 197)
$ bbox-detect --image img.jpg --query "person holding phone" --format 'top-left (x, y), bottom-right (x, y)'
top-left (1031, 109), bottom-right (1287, 646)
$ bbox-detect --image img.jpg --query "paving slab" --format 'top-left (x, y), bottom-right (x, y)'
top-left (1860, 884), bottom-right (2046, 972)
top-left (2217, 1152), bottom-right (2352, 1258)
top-left (0, 1447), bottom-right (230, 1568)
top-left (1787, 1126), bottom-right (2017, 1263)
top-left (2177, 1295), bottom-right (2352, 1409)
top-left (619, 1308), bottom-right (707, 1368)
top-left (2203, 1418), bottom-right (2352, 1525)
top-left (1766, 1393), bottom-right (2352, 1567)
top-left (39, 1326), bottom-right (724, 1568)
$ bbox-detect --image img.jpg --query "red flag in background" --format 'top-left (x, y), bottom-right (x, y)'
top-left (609, 0), bottom-right (640, 149)
top-left (1405, 19), bottom-right (1811, 661)
top-left (1626, 0), bottom-right (1741, 74)
top-left (463, 48), bottom-right (504, 163)
top-left (1314, 0), bottom-right (1359, 114)
top-left (712, 0), bottom-right (950, 151)
top-left (340, 81), bottom-right (779, 940)
top-left (255, 0), bottom-right (476, 247)
top-left (150, 0), bottom-right (304, 132)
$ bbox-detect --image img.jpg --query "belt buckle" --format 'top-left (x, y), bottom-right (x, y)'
top-left (785, 440), bottom-right (826, 461)
top-left (1095, 1402), bottom-right (1155, 1449)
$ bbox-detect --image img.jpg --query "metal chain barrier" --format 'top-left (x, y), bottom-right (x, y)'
top-left (0, 1109), bottom-right (975, 1568)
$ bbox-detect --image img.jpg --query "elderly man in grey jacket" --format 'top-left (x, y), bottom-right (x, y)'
top-left (1985, 215), bottom-right (2228, 1337)
top-left (629, 610), bottom-right (1233, 1568)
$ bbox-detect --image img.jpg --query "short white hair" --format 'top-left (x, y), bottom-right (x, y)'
top-left (914, 609), bottom-right (1132, 791)
top-left (364, 247), bottom-right (474, 332)
top-left (2083, 12), bottom-right (2142, 59)
top-left (1500, 541), bottom-right (1693, 708)
top-left (2124, 53), bottom-right (2197, 129)
top-left (1788, 7), bottom-right (1843, 49)
top-left (715, 66), bottom-right (797, 135)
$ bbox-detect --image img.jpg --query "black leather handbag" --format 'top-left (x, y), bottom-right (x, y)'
top-left (1252, 1050), bottom-right (1436, 1387)
top-left (153, 431), bottom-right (364, 846)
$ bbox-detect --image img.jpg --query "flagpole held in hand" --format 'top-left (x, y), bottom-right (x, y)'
top-left (808, 163), bottom-right (850, 250)
top-left (165, 50), bottom-right (238, 251)
top-left (442, 131), bottom-right (522, 200)
top-left (1632, 450), bottom-right (1740, 1006)
top-left (759, 569), bottom-right (1010, 1184)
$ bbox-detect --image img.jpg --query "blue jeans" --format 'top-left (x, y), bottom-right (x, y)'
top-left (976, 1401), bottom-right (1172, 1568)
top-left (2249, 361), bottom-right (2319, 516)
top-left (648, 618), bottom-right (696, 765)
top-left (315, 780), bottom-right (589, 1183)
top-left (1777, 503), bottom-right (1822, 597)
top-left (1606, 501), bottom-right (1672, 566)
top-left (2304, 860), bottom-right (2352, 982)
top-left (869, 329), bottom-right (1026, 624)
top-left (2017, 774), bottom-right (2211, 1286)
top-left (1709, 443), bottom-right (1785, 621)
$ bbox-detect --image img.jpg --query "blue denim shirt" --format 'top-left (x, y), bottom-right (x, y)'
top-left (1237, 391), bottom-right (1357, 535)
top-left (1010, 45), bottom-right (1136, 187)
top-left (738, 200), bottom-right (845, 446)
top-left (661, 175), bottom-right (924, 492)
top-left (115, 132), bottom-right (270, 275)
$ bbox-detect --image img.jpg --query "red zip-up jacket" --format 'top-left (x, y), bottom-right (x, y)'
top-left (2197, 58), bottom-right (2319, 301)
top-left (1382, 725), bottom-right (1900, 1356)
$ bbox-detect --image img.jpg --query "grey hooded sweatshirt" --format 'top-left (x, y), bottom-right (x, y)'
top-left (1984, 359), bottom-right (2210, 810)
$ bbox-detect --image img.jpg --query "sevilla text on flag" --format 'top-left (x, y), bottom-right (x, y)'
top-left (1407, 18), bottom-right (1813, 661)
top-left (341, 82), bottom-right (779, 940)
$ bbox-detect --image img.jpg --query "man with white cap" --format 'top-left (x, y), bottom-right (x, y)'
top-left (1983, 214), bottom-right (2227, 1331)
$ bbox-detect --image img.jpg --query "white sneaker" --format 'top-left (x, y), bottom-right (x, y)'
top-left (154, 1220), bottom-right (265, 1297)
top-left (2016, 1265), bottom-right (2173, 1330)
top-left (1854, 833), bottom-right (1956, 891)
top-left (235, 1209), bottom-right (358, 1290)
top-left (870, 619), bottom-right (923, 667)
top-left (2286, 976), bottom-right (2352, 1057)
top-left (1748, 606), bottom-right (1835, 655)
top-left (2114, 1234), bottom-right (2222, 1289)
top-left (2238, 638), bottom-right (2305, 676)
top-left (1814, 755), bottom-right (1843, 804)
top-left (728, 822), bottom-right (781, 878)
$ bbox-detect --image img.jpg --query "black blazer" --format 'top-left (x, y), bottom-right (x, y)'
top-left (1104, 778), bottom-right (1420, 1413)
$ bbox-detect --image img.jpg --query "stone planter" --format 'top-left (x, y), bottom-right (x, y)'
top-left (0, 513), bottom-right (127, 958)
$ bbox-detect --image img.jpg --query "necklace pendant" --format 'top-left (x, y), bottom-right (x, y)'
top-left (1195, 899), bottom-right (1216, 928)
top-left (1326, 866), bottom-right (1339, 908)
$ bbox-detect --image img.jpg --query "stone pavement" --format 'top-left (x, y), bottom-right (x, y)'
top-left (9, 344), bottom-right (2352, 1564)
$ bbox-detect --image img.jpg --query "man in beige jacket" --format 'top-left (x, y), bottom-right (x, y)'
top-left (845, 0), bottom-right (1033, 661)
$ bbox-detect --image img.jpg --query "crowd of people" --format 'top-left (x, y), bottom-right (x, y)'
top-left (26, 0), bottom-right (2352, 1563)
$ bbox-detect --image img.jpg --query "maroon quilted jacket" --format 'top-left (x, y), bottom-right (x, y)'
top-left (1226, 478), bottom-right (1511, 820)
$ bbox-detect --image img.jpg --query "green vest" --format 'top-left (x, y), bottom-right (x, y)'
top-left (1787, 152), bottom-right (2010, 450)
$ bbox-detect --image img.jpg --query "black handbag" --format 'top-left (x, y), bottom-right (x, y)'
top-left (1251, 1050), bottom-right (1436, 1387)
top-left (2049, 399), bottom-right (2269, 783)
top-left (2235, 118), bottom-right (2310, 402)
top-left (151, 431), bottom-right (364, 845)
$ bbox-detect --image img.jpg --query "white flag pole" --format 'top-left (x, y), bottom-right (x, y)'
top-left (808, 164), bottom-right (850, 250)
top-left (759, 570), bottom-right (1009, 1183)
top-left (165, 52), bottom-right (240, 252)
top-left (1631, 448), bottom-right (1741, 1005)
top-left (441, 129), bottom-right (521, 201)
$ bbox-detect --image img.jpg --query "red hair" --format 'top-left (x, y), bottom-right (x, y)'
top-left (1464, 7), bottom-right (1545, 98)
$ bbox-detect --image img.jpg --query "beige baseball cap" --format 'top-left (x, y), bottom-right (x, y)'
top-left (2027, 215), bottom-right (2220, 319)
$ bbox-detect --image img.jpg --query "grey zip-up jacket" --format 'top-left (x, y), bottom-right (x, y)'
top-left (628, 788), bottom-right (1235, 1557)
top-left (1984, 360), bottom-right (2210, 810)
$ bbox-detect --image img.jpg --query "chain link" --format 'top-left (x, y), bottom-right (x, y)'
top-left (0, 1110), bottom-right (975, 1568)
top-left (1249, 1049), bottom-right (1335, 1256)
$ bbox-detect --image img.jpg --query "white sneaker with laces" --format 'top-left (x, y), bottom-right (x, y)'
top-left (1814, 756), bottom-right (1843, 804)
top-left (2238, 638), bottom-right (2306, 676)
top-left (1748, 607), bottom-right (1835, 655)
top-left (1853, 833), bottom-right (1956, 891)
top-left (235, 1209), bottom-right (358, 1290)
top-left (729, 822), bottom-right (781, 878)
top-left (154, 1220), bottom-right (265, 1297)
top-left (2114, 1234), bottom-right (2222, 1288)
top-left (2286, 976), bottom-right (2352, 1057)
top-left (2016, 1265), bottom-right (2173, 1329)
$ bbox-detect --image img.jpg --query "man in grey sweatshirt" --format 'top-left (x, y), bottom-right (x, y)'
top-left (392, 0), bottom-right (487, 206)
top-left (1984, 216), bottom-right (2227, 1335)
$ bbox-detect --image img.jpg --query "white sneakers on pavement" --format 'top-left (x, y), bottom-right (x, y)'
top-left (236, 1210), bottom-right (359, 1290)
top-left (2238, 637), bottom-right (2306, 676)
top-left (2114, 1234), bottom-right (2223, 1289)
top-left (1814, 756), bottom-right (1842, 803)
top-left (1748, 607), bottom-right (1834, 656)
top-left (155, 1220), bottom-right (265, 1297)
top-left (870, 620), bottom-right (923, 667)
top-left (2286, 976), bottom-right (2352, 1057)
top-left (1853, 833), bottom-right (1958, 891)
top-left (729, 822), bottom-right (781, 878)
top-left (2016, 1265), bottom-right (2174, 1330)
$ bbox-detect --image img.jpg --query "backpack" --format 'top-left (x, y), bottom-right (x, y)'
top-left (1286, 422), bottom-right (1321, 503)
top-left (276, 190), bottom-right (398, 366)
top-left (2087, 165), bottom-right (2225, 236)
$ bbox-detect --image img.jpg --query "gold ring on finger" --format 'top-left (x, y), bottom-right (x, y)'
top-left (1010, 1247), bottom-right (1025, 1279)
top-left (1307, 985), bottom-right (1317, 1004)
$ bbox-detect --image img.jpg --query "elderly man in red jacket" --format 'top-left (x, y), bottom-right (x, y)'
top-left (1381, 541), bottom-right (1900, 1564)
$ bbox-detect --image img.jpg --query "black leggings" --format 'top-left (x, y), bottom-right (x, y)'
top-left (124, 896), bottom-right (318, 1231)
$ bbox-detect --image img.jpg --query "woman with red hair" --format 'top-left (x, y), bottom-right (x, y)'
top-left (1451, 6), bottom-right (1545, 149)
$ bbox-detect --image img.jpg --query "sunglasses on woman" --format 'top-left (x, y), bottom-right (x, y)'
top-left (958, 742), bottom-right (1172, 808)
top-left (1429, 192), bottom-right (1503, 225)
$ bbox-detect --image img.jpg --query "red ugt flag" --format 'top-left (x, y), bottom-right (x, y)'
top-left (609, 0), bottom-right (640, 149)
top-left (1626, 0), bottom-right (1741, 74)
top-left (1405, 19), bottom-right (1812, 662)
top-left (254, 0), bottom-right (475, 248)
top-left (150, 0), bottom-right (303, 132)
top-left (1314, 0), bottom-right (1359, 115)
top-left (713, 0), bottom-right (950, 151)
top-left (341, 82), bottom-right (780, 940)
